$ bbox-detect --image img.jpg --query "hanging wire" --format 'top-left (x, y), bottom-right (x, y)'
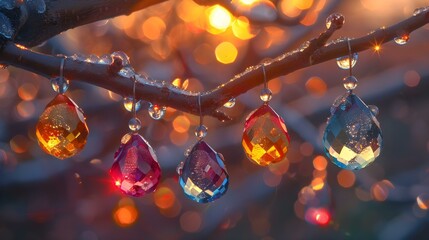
top-left (347, 38), bottom-right (353, 77)
top-left (262, 64), bottom-right (267, 90)
top-left (132, 75), bottom-right (137, 119)
top-left (59, 58), bottom-right (65, 78)
top-left (198, 93), bottom-right (203, 127)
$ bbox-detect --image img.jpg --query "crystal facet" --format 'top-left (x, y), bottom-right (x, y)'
top-left (323, 93), bottom-right (382, 170)
top-left (178, 140), bottom-right (229, 203)
top-left (242, 104), bottom-right (290, 166)
top-left (36, 94), bottom-right (89, 159)
top-left (110, 133), bottom-right (161, 197)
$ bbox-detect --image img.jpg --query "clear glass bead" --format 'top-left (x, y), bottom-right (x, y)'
top-left (148, 103), bottom-right (166, 120)
top-left (128, 117), bottom-right (141, 131)
top-left (195, 125), bottom-right (208, 138)
top-left (343, 76), bottom-right (358, 91)
top-left (123, 97), bottom-right (141, 112)
top-left (260, 88), bottom-right (272, 103)
top-left (336, 53), bottom-right (358, 70)
top-left (325, 13), bottom-right (345, 29)
top-left (223, 98), bottom-right (236, 108)
top-left (51, 77), bottom-right (69, 94)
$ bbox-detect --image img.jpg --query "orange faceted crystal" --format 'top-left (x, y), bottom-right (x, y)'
top-left (242, 104), bottom-right (290, 166)
top-left (36, 94), bottom-right (89, 159)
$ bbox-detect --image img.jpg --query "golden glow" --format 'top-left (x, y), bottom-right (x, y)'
top-left (294, 0), bottom-right (313, 10)
top-left (172, 115), bottom-right (191, 133)
top-left (232, 17), bottom-right (257, 40)
top-left (113, 205), bottom-right (138, 227)
top-left (171, 78), bottom-right (189, 90)
top-left (417, 194), bottom-right (429, 210)
top-left (239, 0), bottom-right (258, 5)
top-left (170, 131), bottom-right (189, 146)
top-left (16, 101), bottom-right (35, 119)
top-left (305, 76), bottom-right (327, 96)
top-left (154, 186), bottom-right (176, 209)
top-left (374, 45), bottom-right (381, 51)
top-left (142, 17), bottom-right (166, 41)
top-left (311, 178), bottom-right (325, 191)
top-left (337, 170), bottom-right (355, 188)
top-left (312, 155), bottom-right (327, 171)
top-left (18, 83), bottom-right (38, 101)
top-left (215, 42), bottom-right (238, 64)
top-left (207, 5), bottom-right (232, 33)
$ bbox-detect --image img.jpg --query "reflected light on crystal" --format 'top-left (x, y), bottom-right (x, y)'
top-left (312, 155), bottom-right (327, 171)
top-left (172, 115), bottom-right (191, 133)
top-left (305, 208), bottom-right (330, 226)
top-left (416, 194), bottom-right (429, 210)
top-left (215, 42), bottom-right (238, 64)
top-left (207, 5), bottom-right (232, 33)
top-left (113, 205), bottom-right (138, 227)
top-left (337, 170), bottom-right (355, 188)
top-left (154, 186), bottom-right (176, 209)
top-left (180, 211), bottom-right (202, 233)
top-left (305, 76), bottom-right (327, 97)
top-left (404, 70), bottom-right (420, 87)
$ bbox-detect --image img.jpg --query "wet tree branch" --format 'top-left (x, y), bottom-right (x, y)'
top-left (0, 5), bottom-right (428, 121)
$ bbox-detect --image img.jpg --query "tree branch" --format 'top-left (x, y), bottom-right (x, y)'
top-left (1, 8), bottom-right (428, 121)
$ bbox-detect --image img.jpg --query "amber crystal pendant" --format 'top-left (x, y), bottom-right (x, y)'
top-left (36, 94), bottom-right (89, 159)
top-left (242, 104), bottom-right (290, 166)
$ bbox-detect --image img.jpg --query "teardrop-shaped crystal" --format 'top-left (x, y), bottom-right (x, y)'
top-left (242, 104), bottom-right (290, 166)
top-left (323, 93), bottom-right (382, 170)
top-left (36, 94), bottom-right (89, 159)
top-left (178, 140), bottom-right (229, 203)
top-left (110, 133), bottom-right (161, 197)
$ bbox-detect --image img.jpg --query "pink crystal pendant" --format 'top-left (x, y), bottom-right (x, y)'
top-left (110, 133), bottom-right (161, 197)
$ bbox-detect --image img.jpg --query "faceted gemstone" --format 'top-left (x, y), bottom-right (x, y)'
top-left (178, 140), bottom-right (229, 203)
top-left (36, 94), bottom-right (89, 159)
top-left (110, 133), bottom-right (161, 197)
top-left (242, 104), bottom-right (290, 166)
top-left (323, 93), bottom-right (382, 170)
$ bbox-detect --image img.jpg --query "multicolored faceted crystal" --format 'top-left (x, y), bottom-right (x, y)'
top-left (323, 93), bottom-right (382, 170)
top-left (110, 133), bottom-right (161, 197)
top-left (242, 104), bottom-right (290, 166)
top-left (178, 140), bottom-right (229, 203)
top-left (36, 94), bottom-right (88, 159)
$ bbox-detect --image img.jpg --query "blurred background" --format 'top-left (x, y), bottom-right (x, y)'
top-left (1, 0), bottom-right (429, 239)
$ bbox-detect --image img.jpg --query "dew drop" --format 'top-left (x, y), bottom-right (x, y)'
top-left (148, 103), bottom-right (166, 120)
top-left (223, 98), bottom-right (236, 108)
top-left (98, 54), bottom-right (113, 65)
top-left (394, 34), bottom-right (409, 45)
top-left (111, 51), bottom-right (130, 66)
top-left (123, 97), bottom-right (141, 112)
top-left (368, 105), bottom-right (379, 116)
top-left (326, 13), bottom-right (345, 29)
top-left (336, 53), bottom-right (358, 69)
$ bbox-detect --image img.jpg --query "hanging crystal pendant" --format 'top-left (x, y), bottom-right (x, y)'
top-left (110, 133), bottom-right (161, 197)
top-left (322, 93), bottom-right (382, 170)
top-left (177, 140), bottom-right (229, 203)
top-left (242, 104), bottom-right (290, 166)
top-left (36, 94), bottom-right (89, 159)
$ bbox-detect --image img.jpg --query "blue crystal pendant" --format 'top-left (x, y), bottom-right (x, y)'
top-left (322, 93), bottom-right (382, 170)
top-left (177, 140), bottom-right (229, 203)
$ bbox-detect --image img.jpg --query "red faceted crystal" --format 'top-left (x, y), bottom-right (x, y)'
top-left (110, 133), bottom-right (161, 197)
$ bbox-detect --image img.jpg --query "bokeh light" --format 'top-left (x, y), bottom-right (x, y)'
top-left (215, 42), bottom-right (238, 64)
